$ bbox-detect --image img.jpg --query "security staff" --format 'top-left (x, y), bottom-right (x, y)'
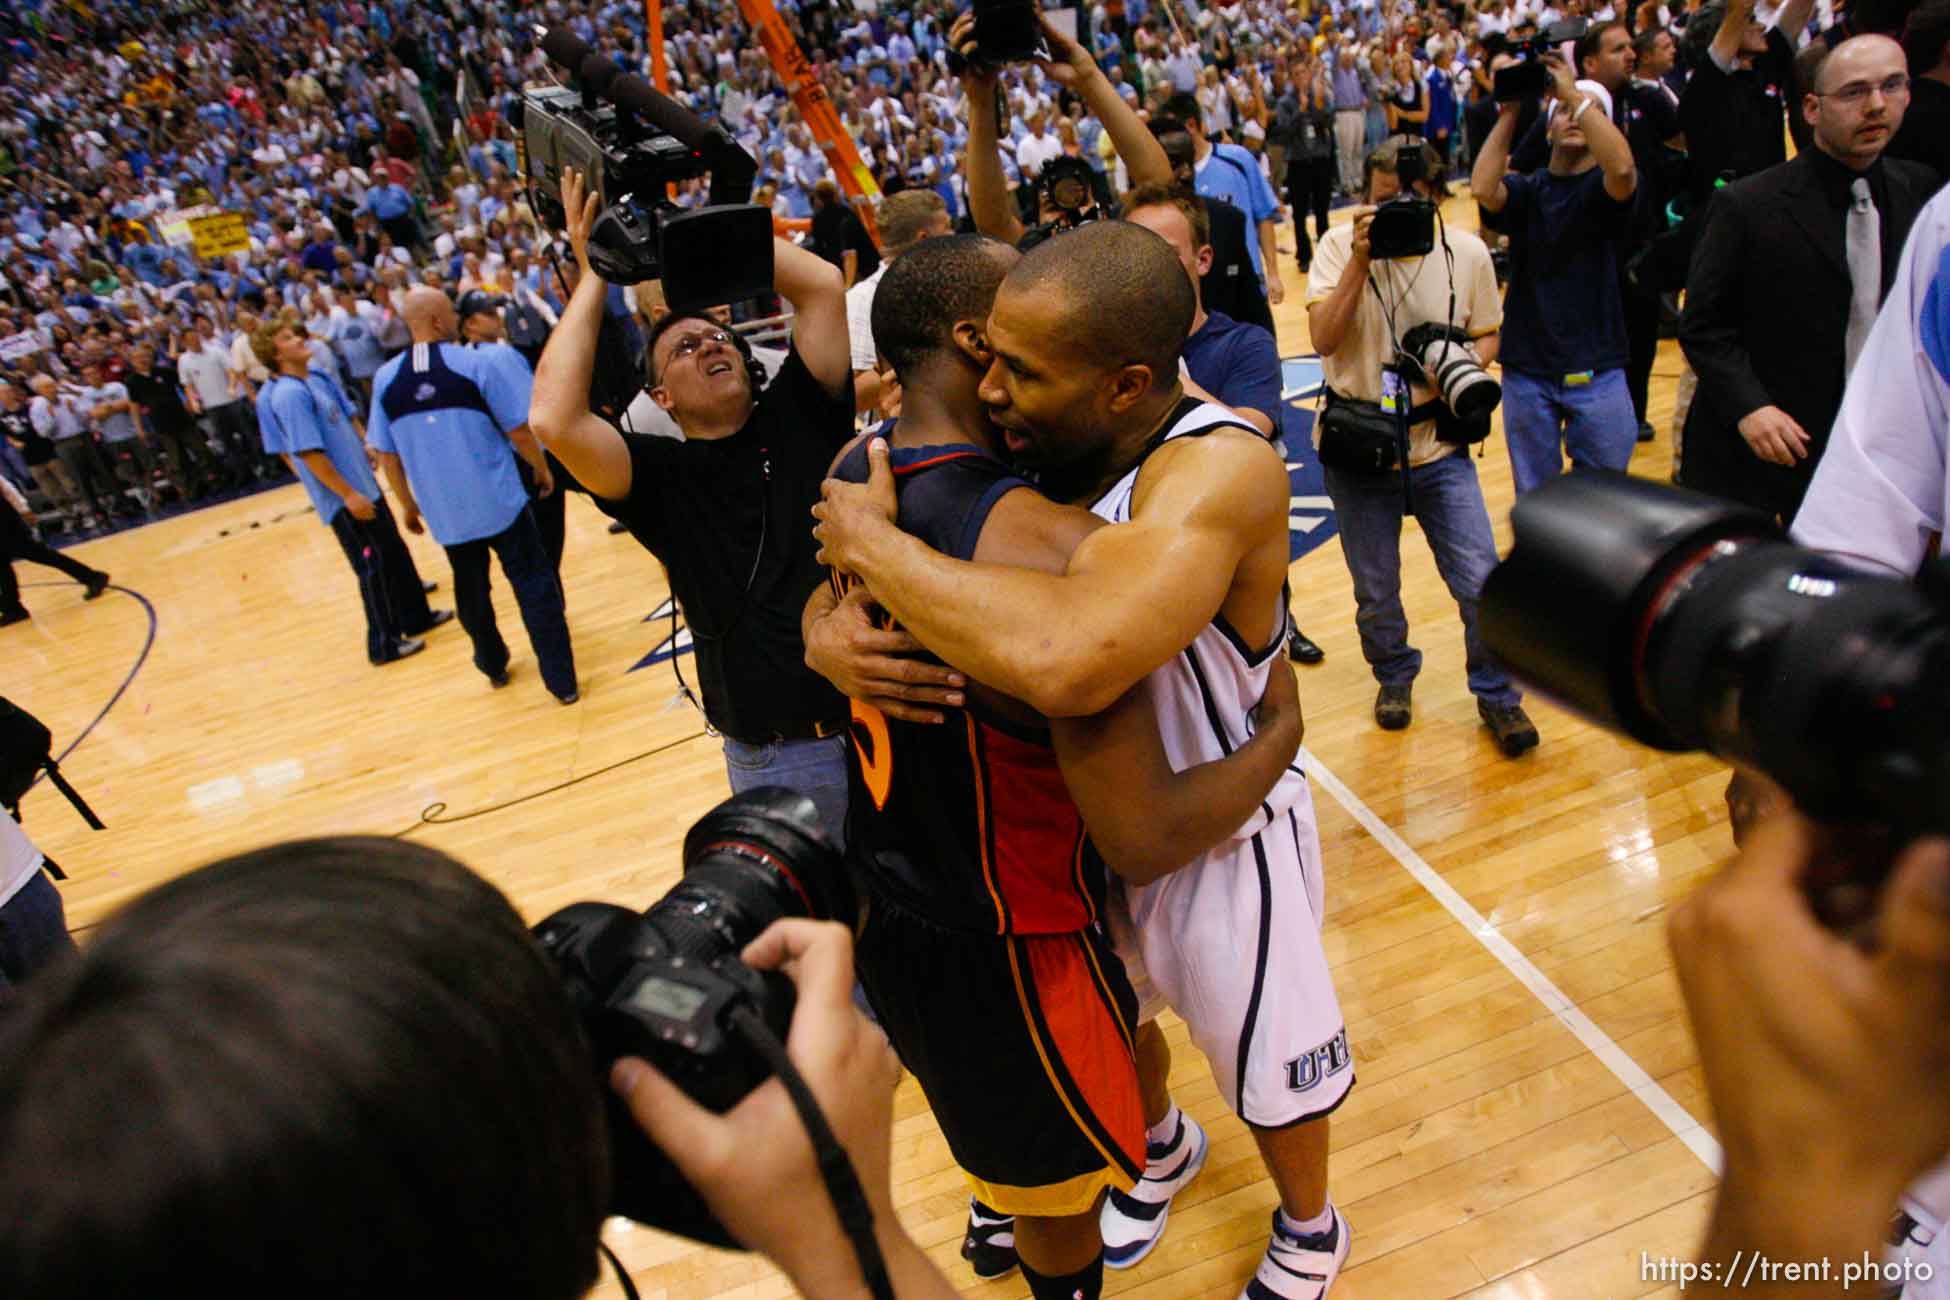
top-left (369, 288), bottom-right (578, 704)
top-left (459, 289), bottom-right (568, 574)
top-left (531, 169), bottom-right (855, 846)
top-left (252, 321), bottom-right (451, 666)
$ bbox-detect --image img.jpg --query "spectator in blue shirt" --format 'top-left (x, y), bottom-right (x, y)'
top-left (367, 287), bottom-right (577, 703)
top-left (250, 319), bottom-right (449, 665)
top-left (364, 181), bottom-right (418, 251)
top-left (1163, 92), bottom-right (1287, 309)
top-left (1471, 61), bottom-right (1640, 496)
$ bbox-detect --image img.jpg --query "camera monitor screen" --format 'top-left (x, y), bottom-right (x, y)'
top-left (628, 975), bottom-right (710, 1021)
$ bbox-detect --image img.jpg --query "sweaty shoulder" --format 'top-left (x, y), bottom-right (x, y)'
top-left (1130, 421), bottom-right (1286, 522)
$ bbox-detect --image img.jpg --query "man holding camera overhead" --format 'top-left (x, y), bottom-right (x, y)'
top-left (1472, 55), bottom-right (1640, 497)
top-left (1308, 138), bottom-right (1540, 755)
top-left (529, 170), bottom-right (855, 846)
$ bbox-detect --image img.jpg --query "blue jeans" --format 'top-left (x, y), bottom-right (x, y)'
top-left (0, 870), bottom-right (75, 987)
top-left (1501, 367), bottom-right (1638, 496)
top-left (724, 733), bottom-right (851, 853)
top-left (1321, 452), bottom-right (1521, 709)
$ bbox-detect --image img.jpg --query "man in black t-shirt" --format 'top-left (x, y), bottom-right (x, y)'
top-left (124, 344), bottom-right (213, 502)
top-left (531, 169), bottom-right (856, 847)
top-left (809, 179), bottom-right (882, 288)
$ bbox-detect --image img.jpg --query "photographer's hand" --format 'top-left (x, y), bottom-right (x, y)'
top-left (1032, 9), bottom-right (1100, 90)
top-left (1676, 815), bottom-right (1950, 1284)
top-left (806, 584), bottom-right (968, 725)
top-left (1541, 53), bottom-right (1579, 107)
top-left (613, 920), bottom-right (955, 1299)
top-left (559, 166), bottom-right (600, 281)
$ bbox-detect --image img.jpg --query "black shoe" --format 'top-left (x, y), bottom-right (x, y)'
top-left (423, 580), bottom-right (439, 594)
top-left (607, 519), bottom-right (629, 534)
top-left (0, 608), bottom-right (28, 627)
top-left (1375, 682), bottom-right (1413, 730)
top-left (1637, 421), bottom-right (1656, 443)
top-left (489, 668), bottom-right (512, 689)
top-left (961, 1199), bottom-right (1018, 1280)
top-left (83, 572), bottom-right (110, 600)
top-left (1287, 625), bottom-right (1325, 664)
top-left (1479, 700), bottom-right (1540, 756)
top-left (375, 637), bottom-right (427, 665)
top-left (554, 688), bottom-right (580, 705)
top-left (410, 608), bottom-right (455, 634)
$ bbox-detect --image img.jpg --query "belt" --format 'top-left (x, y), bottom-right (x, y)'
top-left (730, 716), bottom-right (848, 744)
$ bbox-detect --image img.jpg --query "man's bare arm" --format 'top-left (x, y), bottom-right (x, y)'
top-left (527, 168), bottom-right (632, 499)
top-left (814, 432), bottom-right (1289, 718)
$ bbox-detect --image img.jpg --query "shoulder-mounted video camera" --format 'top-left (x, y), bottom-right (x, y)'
top-left (1493, 17), bottom-right (1588, 101)
top-left (518, 28), bottom-right (770, 310)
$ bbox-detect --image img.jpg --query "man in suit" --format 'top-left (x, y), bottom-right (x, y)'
top-left (1148, 119), bottom-right (1279, 338)
top-left (1678, 34), bottom-right (1936, 521)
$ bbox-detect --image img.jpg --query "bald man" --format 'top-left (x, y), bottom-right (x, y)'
top-left (366, 287), bottom-right (578, 702)
top-left (1679, 33), bottom-right (1938, 522)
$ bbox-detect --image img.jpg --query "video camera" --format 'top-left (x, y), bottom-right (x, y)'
top-left (1482, 474), bottom-right (1950, 854)
top-left (518, 28), bottom-right (770, 308)
top-left (533, 786), bottom-right (855, 1248)
top-left (1493, 17), bottom-right (1588, 101)
top-left (1368, 137), bottom-right (1436, 260)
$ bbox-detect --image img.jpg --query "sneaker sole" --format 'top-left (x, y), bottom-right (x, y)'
top-left (1105, 1126), bottom-right (1210, 1271)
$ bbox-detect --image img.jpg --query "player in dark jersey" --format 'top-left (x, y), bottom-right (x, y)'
top-left (805, 234), bottom-right (1303, 1300)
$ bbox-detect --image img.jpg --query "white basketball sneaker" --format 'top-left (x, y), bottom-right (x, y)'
top-left (1101, 1110), bottom-right (1209, 1269)
top-left (1242, 1204), bottom-right (1350, 1300)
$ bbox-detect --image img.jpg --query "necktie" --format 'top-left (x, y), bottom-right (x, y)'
top-left (1845, 175), bottom-right (1881, 374)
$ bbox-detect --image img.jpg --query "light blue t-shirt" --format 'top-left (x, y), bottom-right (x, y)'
top-left (82, 382), bottom-right (139, 442)
top-left (331, 312), bottom-right (389, 380)
top-left (365, 341), bottom-right (532, 546)
top-left (1195, 143), bottom-right (1280, 282)
top-left (255, 369), bottom-right (380, 525)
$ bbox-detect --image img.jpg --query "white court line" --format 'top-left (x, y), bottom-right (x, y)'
top-left (1301, 745), bottom-right (1724, 1175)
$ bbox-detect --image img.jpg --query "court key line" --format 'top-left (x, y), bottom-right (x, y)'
top-left (1299, 745), bottom-right (1724, 1176)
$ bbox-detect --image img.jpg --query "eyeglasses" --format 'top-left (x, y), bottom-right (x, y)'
top-left (666, 329), bottom-right (735, 361)
top-left (1815, 74), bottom-right (1910, 105)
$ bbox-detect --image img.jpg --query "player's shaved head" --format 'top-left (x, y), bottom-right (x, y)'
top-left (1003, 221), bottom-right (1195, 378)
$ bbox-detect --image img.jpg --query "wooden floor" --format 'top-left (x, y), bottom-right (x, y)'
top-left (11, 195), bottom-right (1728, 1299)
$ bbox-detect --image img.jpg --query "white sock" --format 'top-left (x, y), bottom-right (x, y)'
top-left (1147, 1103), bottom-right (1183, 1148)
top-left (1281, 1205), bottom-right (1335, 1240)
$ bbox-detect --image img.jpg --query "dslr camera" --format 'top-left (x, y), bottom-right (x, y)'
top-left (1017, 154), bottom-right (1103, 250)
top-left (533, 786), bottom-right (855, 1247)
top-left (520, 28), bottom-right (770, 308)
top-left (947, 0), bottom-right (1055, 72)
top-left (1399, 322), bottom-right (1501, 431)
top-left (1367, 137), bottom-right (1436, 261)
top-left (1482, 474), bottom-right (1950, 850)
top-left (1494, 17), bottom-right (1590, 100)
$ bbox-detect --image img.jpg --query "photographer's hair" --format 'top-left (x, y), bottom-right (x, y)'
top-left (0, 838), bottom-right (610, 1300)
top-left (870, 233), bottom-right (1014, 382)
top-left (1008, 219), bottom-right (1195, 379)
top-left (876, 188), bottom-right (948, 258)
top-left (1574, 19), bottom-right (1628, 72)
top-left (1364, 136), bottom-right (1449, 200)
top-left (1122, 180), bottom-right (1211, 248)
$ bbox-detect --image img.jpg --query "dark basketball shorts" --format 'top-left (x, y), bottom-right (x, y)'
top-left (855, 892), bottom-right (1146, 1217)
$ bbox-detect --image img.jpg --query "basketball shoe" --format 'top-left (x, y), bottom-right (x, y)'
top-left (1242, 1204), bottom-right (1350, 1300)
top-left (1101, 1109), bottom-right (1209, 1269)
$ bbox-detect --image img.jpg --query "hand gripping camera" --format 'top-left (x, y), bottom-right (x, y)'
top-left (533, 786), bottom-right (855, 1248)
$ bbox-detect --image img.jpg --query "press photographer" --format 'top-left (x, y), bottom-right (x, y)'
top-left (1305, 137), bottom-right (1539, 755)
top-left (529, 165), bottom-right (855, 845)
top-left (1471, 55), bottom-right (1640, 497)
top-left (0, 795), bottom-right (962, 1299)
top-left (956, 7), bottom-right (1176, 251)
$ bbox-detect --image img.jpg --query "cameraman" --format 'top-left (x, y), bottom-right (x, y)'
top-left (529, 171), bottom-right (855, 845)
top-left (957, 9), bottom-right (1176, 250)
top-left (1471, 58), bottom-right (1640, 496)
top-left (1309, 139), bottom-right (1540, 754)
top-left (0, 837), bottom-right (960, 1299)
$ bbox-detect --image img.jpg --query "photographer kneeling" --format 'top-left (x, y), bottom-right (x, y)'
top-left (0, 834), bottom-right (958, 1299)
top-left (531, 170), bottom-right (856, 845)
top-left (1307, 138), bottom-right (1539, 756)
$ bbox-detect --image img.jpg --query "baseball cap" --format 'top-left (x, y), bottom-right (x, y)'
top-left (456, 290), bottom-right (505, 318)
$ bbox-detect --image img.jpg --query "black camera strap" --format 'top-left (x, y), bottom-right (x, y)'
top-left (727, 1004), bottom-right (896, 1300)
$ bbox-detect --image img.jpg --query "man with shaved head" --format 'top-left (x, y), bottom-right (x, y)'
top-left (365, 286), bottom-right (577, 703)
top-left (1679, 33), bottom-right (1937, 521)
top-left (816, 220), bottom-right (1354, 1300)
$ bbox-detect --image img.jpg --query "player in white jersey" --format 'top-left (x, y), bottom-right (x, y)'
top-left (815, 221), bottom-right (1352, 1300)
